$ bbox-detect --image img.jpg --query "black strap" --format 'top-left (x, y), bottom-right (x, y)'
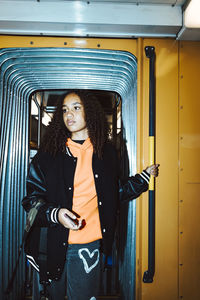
top-left (38, 227), bottom-right (50, 299)
top-left (38, 227), bottom-right (49, 284)
top-left (4, 232), bottom-right (28, 297)
top-left (5, 200), bottom-right (45, 296)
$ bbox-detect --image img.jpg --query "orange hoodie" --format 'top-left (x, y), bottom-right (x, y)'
top-left (67, 138), bottom-right (102, 244)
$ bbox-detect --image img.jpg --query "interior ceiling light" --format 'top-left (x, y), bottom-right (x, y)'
top-left (184, 0), bottom-right (200, 28)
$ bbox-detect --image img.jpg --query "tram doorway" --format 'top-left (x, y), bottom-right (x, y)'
top-left (0, 47), bottom-right (138, 300)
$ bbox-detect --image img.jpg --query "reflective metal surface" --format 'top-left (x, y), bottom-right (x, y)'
top-left (0, 47), bottom-right (137, 299)
top-left (0, 1), bottom-right (184, 38)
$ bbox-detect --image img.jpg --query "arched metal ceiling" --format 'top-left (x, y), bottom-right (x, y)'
top-left (0, 47), bottom-right (137, 299)
top-left (0, 48), bottom-right (137, 97)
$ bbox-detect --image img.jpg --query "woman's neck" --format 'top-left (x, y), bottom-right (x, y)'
top-left (71, 131), bottom-right (89, 141)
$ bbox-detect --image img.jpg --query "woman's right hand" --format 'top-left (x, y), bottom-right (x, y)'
top-left (58, 208), bottom-right (82, 230)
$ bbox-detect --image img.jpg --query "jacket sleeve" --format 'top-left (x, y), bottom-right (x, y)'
top-left (22, 154), bottom-right (60, 227)
top-left (119, 170), bottom-right (150, 202)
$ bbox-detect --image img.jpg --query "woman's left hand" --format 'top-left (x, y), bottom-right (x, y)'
top-left (145, 164), bottom-right (160, 177)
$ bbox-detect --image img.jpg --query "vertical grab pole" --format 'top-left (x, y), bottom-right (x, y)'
top-left (143, 46), bottom-right (156, 283)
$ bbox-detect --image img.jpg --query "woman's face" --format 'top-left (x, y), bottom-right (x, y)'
top-left (62, 93), bottom-right (88, 140)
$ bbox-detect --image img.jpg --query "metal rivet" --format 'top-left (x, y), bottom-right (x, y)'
top-left (99, 202), bottom-right (102, 206)
top-left (103, 228), bottom-right (106, 233)
top-left (30, 41), bottom-right (34, 45)
top-left (64, 42), bottom-right (67, 45)
top-left (63, 242), bottom-right (66, 246)
top-left (69, 187), bottom-right (72, 190)
top-left (97, 44), bottom-right (101, 48)
top-left (95, 174), bottom-right (98, 178)
top-left (47, 271), bottom-right (50, 274)
top-left (57, 268), bottom-right (60, 271)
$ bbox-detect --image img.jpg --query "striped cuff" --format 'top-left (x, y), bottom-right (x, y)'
top-left (140, 170), bottom-right (150, 184)
top-left (26, 255), bottom-right (40, 272)
top-left (50, 208), bottom-right (60, 223)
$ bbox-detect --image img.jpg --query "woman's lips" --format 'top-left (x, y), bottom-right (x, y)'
top-left (67, 120), bottom-right (75, 126)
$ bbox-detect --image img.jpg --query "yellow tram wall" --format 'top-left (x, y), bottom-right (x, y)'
top-left (0, 36), bottom-right (199, 300)
top-left (137, 39), bottom-right (200, 300)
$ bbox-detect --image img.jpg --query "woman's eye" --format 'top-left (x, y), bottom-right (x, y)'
top-left (74, 106), bottom-right (81, 110)
top-left (62, 109), bottom-right (67, 113)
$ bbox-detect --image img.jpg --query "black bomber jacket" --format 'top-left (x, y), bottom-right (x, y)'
top-left (22, 143), bottom-right (150, 281)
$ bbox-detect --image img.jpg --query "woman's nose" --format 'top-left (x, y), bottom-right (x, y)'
top-left (66, 110), bottom-right (73, 118)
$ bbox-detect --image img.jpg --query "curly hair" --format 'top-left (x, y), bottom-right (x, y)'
top-left (40, 90), bottom-right (109, 158)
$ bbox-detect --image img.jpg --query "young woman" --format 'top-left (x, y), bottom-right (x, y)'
top-left (22, 90), bottom-right (159, 300)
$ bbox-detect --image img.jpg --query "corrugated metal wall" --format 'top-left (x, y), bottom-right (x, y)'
top-left (0, 47), bottom-right (137, 300)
